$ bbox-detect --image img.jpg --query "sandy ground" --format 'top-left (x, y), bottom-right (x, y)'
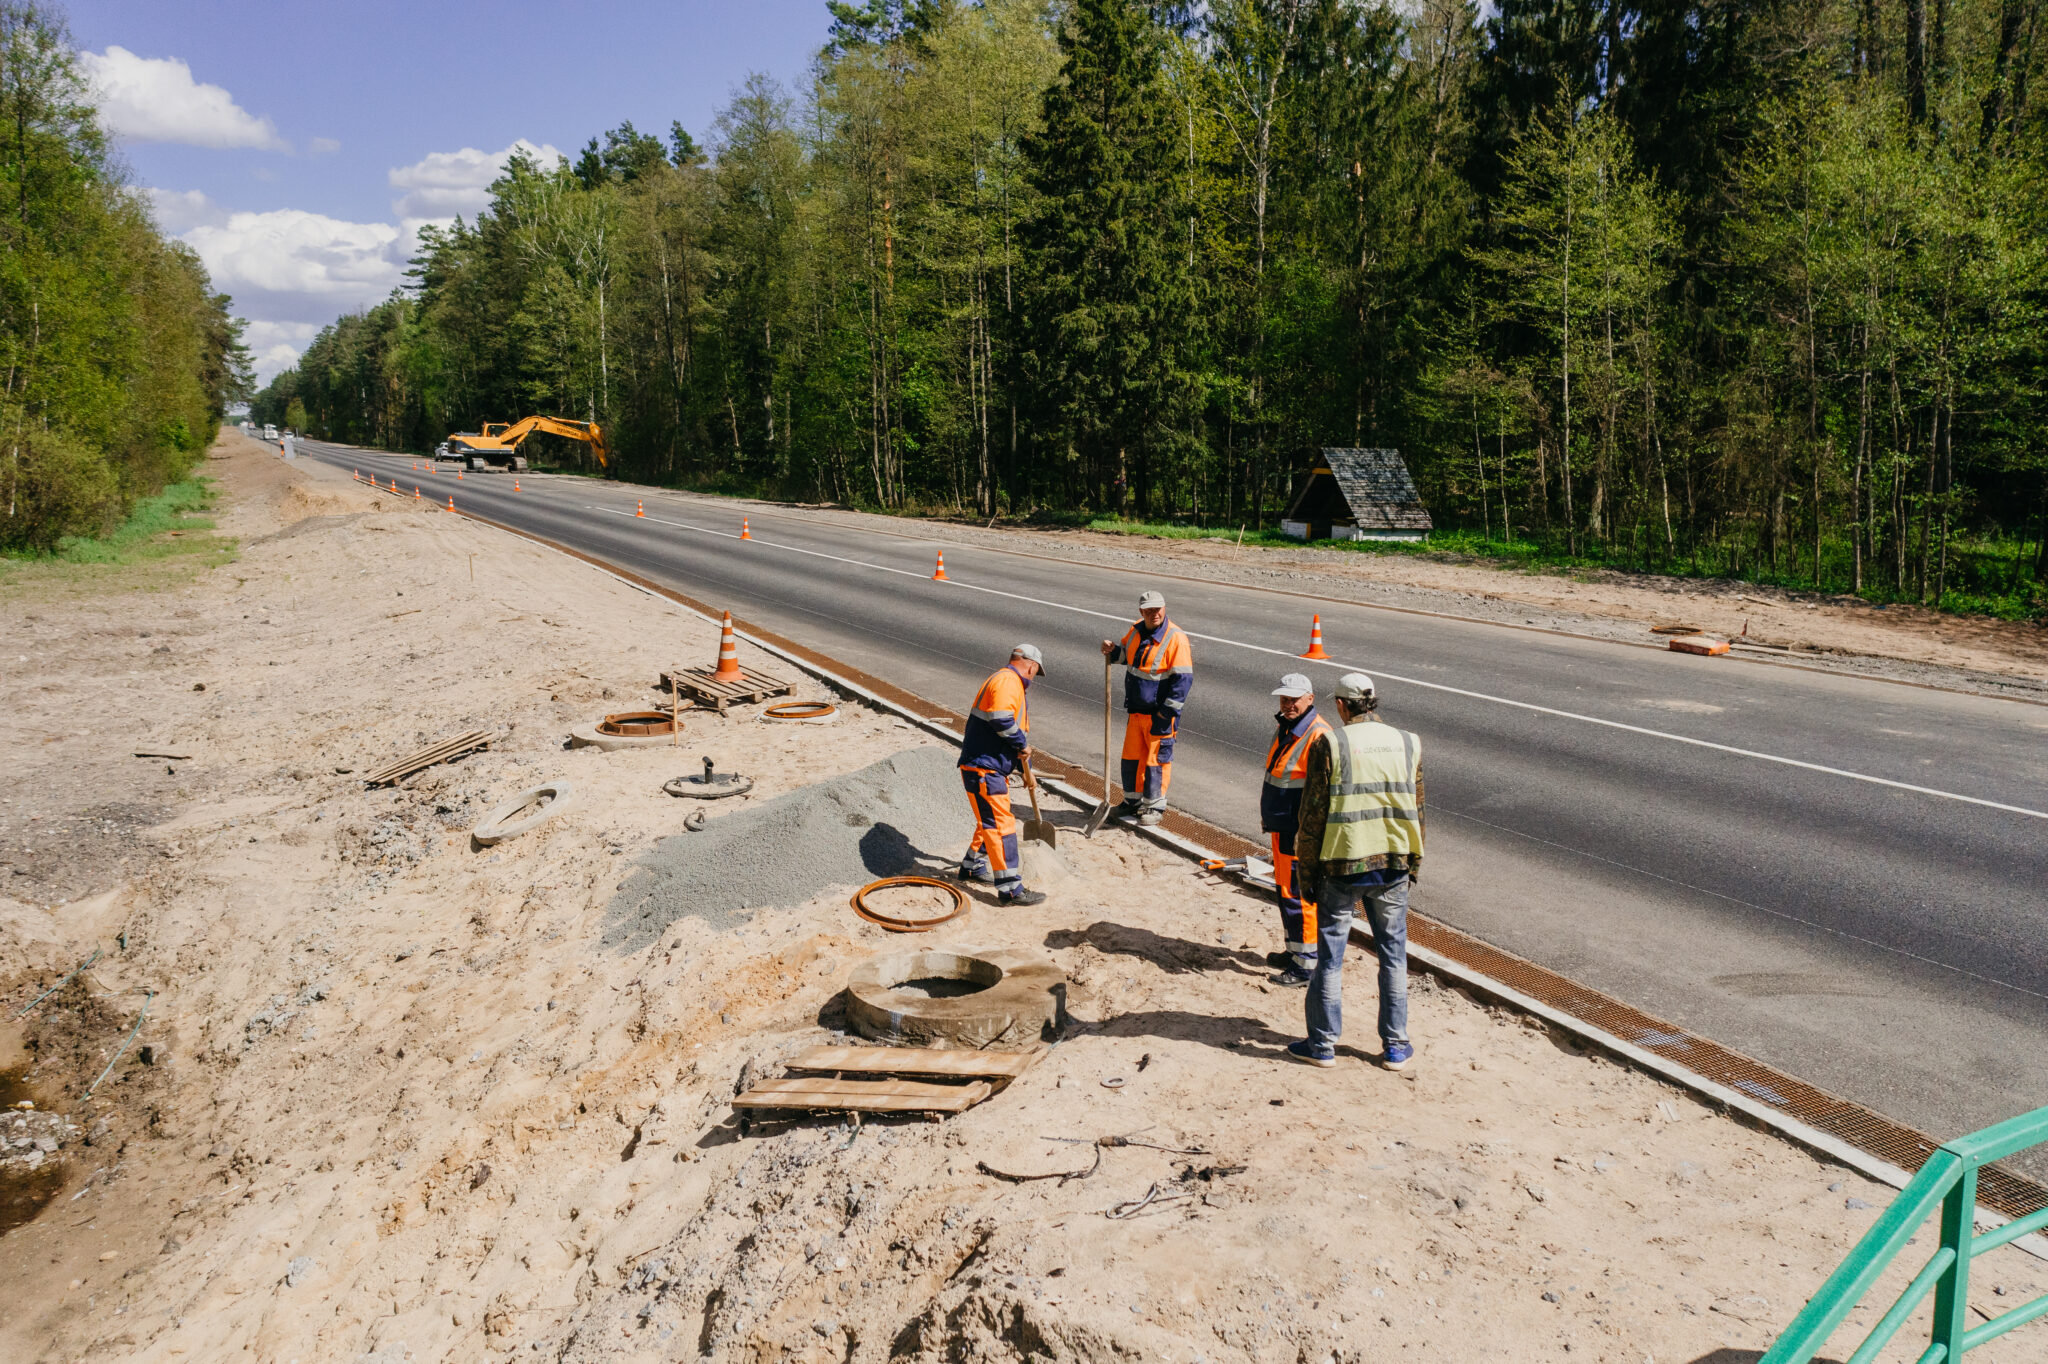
top-left (1, 432), bottom-right (2042, 1364)
top-left (674, 499), bottom-right (2048, 700)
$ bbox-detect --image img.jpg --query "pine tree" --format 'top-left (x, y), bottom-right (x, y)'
top-left (1014, 0), bottom-right (1190, 513)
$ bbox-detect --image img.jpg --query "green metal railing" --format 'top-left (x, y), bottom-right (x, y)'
top-left (1763, 1105), bottom-right (2048, 1364)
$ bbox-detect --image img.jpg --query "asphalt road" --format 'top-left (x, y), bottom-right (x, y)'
top-left (301, 441), bottom-right (2048, 1151)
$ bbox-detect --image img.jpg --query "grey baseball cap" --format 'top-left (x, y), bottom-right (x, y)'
top-left (1333, 672), bottom-right (1376, 700)
top-left (1137, 590), bottom-right (1166, 610)
top-left (1271, 672), bottom-right (1314, 698)
top-left (1011, 643), bottom-right (1046, 675)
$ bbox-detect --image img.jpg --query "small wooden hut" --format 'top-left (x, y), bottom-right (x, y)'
top-left (1279, 448), bottom-right (1432, 542)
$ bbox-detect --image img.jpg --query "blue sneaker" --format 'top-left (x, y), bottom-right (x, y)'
top-left (1381, 1041), bottom-right (1414, 1071)
top-left (1286, 1039), bottom-right (1336, 1068)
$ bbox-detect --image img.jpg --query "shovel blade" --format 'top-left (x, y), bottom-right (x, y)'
top-left (1023, 818), bottom-right (1058, 849)
top-left (1081, 801), bottom-right (1113, 837)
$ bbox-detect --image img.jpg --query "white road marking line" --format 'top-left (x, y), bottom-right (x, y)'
top-left (576, 500), bottom-right (2040, 822)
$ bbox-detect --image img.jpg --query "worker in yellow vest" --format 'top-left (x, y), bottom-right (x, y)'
top-left (1260, 673), bottom-right (1334, 987)
top-left (1287, 672), bottom-right (1422, 1071)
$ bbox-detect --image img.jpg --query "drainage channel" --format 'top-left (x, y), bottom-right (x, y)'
top-left (453, 503), bottom-right (2048, 1247)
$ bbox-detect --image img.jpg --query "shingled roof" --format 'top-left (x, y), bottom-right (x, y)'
top-left (1283, 448), bottom-right (1433, 533)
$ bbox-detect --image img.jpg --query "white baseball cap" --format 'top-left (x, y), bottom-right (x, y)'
top-left (1333, 672), bottom-right (1377, 700)
top-left (1011, 643), bottom-right (1046, 675)
top-left (1137, 590), bottom-right (1166, 611)
top-left (1270, 673), bottom-right (1314, 698)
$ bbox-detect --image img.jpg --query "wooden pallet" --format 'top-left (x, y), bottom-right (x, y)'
top-left (734, 1076), bottom-right (993, 1115)
top-left (733, 1045), bottom-right (1043, 1117)
top-left (661, 665), bottom-right (795, 712)
top-left (783, 1044), bottom-right (1044, 1090)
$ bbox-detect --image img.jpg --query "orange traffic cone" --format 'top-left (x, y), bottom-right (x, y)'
top-left (447, 495), bottom-right (455, 511)
top-left (457, 470), bottom-right (463, 479)
top-left (389, 478), bottom-right (398, 492)
top-left (414, 487), bottom-right (420, 500)
top-left (636, 499), bottom-right (645, 517)
top-left (932, 551), bottom-right (950, 581)
top-left (740, 517), bottom-right (751, 540)
top-left (353, 468), bottom-right (360, 480)
top-left (712, 611), bottom-right (743, 682)
top-left (513, 479), bottom-right (520, 491)
top-left (1300, 614), bottom-right (1332, 660)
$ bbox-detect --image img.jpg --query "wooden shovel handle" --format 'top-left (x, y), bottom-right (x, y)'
top-left (1019, 758), bottom-right (1045, 821)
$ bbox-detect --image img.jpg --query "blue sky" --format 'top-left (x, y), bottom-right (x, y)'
top-left (68, 0), bottom-right (833, 379)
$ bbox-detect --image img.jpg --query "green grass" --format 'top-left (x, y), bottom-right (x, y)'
top-left (1080, 517), bottom-right (2048, 621)
top-left (0, 477), bottom-right (236, 598)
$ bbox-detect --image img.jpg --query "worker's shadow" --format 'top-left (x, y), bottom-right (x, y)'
top-left (857, 823), bottom-right (951, 879)
top-left (1071, 1007), bottom-right (1378, 1066)
top-left (1044, 921), bottom-right (1270, 978)
top-left (1686, 1354), bottom-right (1841, 1364)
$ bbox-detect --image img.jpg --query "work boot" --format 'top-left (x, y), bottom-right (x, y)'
top-left (954, 860), bottom-right (994, 885)
top-left (1134, 809), bottom-right (1164, 827)
top-left (1263, 950), bottom-right (1295, 970)
top-left (1270, 964), bottom-right (1313, 988)
top-left (998, 887), bottom-right (1048, 907)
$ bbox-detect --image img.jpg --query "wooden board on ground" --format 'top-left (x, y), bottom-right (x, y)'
top-left (782, 1044), bottom-right (1045, 1087)
top-left (364, 729), bottom-right (491, 786)
top-left (733, 1076), bottom-right (994, 1114)
top-left (661, 665), bottom-right (795, 712)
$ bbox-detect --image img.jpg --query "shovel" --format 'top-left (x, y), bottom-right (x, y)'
top-left (1083, 656), bottom-right (1116, 836)
top-left (1018, 758), bottom-right (1057, 849)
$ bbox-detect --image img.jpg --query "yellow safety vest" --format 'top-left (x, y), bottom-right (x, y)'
top-left (1320, 719), bottom-right (1423, 863)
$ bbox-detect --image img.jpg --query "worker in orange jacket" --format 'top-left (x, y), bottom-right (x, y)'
top-left (955, 644), bottom-right (1050, 907)
top-left (1261, 673), bottom-right (1334, 986)
top-left (1100, 590), bottom-right (1193, 827)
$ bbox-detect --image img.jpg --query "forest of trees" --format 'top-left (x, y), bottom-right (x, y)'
top-left (254, 0), bottom-right (2048, 615)
top-left (1, 2), bottom-right (254, 553)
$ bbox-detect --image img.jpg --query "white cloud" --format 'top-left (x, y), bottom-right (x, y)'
top-left (145, 186), bottom-right (225, 234)
top-left (387, 139), bottom-right (563, 218)
top-left (79, 47), bottom-right (288, 151)
top-left (242, 320), bottom-right (320, 382)
top-left (185, 208), bottom-right (404, 300)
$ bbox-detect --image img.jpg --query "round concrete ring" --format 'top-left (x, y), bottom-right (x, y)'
top-left (845, 946), bottom-right (1066, 1050)
top-left (570, 723), bottom-right (677, 751)
top-left (850, 876), bottom-right (969, 932)
top-left (472, 782), bottom-right (574, 845)
top-left (762, 700), bottom-right (838, 723)
top-left (599, 710), bottom-right (683, 737)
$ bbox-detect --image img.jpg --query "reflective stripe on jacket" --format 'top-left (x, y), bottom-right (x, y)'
top-left (1318, 719), bottom-right (1423, 864)
top-left (958, 664), bottom-right (1031, 775)
top-left (1113, 619), bottom-right (1193, 732)
top-left (1259, 707), bottom-right (1333, 835)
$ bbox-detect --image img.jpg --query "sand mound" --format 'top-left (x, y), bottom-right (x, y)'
top-left (603, 746), bottom-right (966, 951)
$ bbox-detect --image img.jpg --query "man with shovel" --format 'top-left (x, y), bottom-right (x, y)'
top-left (956, 644), bottom-right (1051, 907)
top-left (1100, 590), bottom-right (1193, 827)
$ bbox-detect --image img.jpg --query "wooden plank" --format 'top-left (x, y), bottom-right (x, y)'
top-left (782, 1045), bottom-right (1043, 1082)
top-left (734, 1076), bottom-right (993, 1114)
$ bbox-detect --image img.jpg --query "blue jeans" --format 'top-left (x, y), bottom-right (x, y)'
top-left (1306, 872), bottom-right (1410, 1049)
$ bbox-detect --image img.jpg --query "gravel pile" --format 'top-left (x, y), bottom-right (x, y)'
top-left (603, 746), bottom-right (965, 952)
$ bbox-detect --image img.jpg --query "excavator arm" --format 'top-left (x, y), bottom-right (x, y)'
top-left (444, 415), bottom-right (608, 469)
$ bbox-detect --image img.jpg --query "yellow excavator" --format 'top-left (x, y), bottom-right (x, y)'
top-left (437, 416), bottom-right (608, 472)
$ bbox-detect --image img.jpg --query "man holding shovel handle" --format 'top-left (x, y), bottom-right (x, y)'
top-left (955, 643), bottom-right (1051, 907)
top-left (1099, 590), bottom-right (1193, 827)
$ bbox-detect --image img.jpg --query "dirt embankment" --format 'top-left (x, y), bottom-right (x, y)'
top-left (1, 433), bottom-right (2039, 1364)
